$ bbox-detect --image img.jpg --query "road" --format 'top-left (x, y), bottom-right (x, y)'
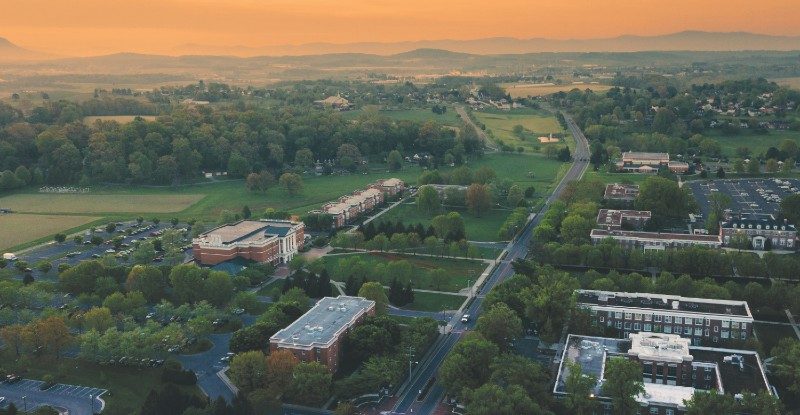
top-left (454, 106), bottom-right (495, 151)
top-left (391, 112), bottom-right (589, 414)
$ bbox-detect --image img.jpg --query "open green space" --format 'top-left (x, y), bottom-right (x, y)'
top-left (0, 193), bottom-right (204, 215)
top-left (377, 203), bottom-right (512, 242)
top-left (320, 252), bottom-right (486, 293)
top-left (0, 213), bottom-right (103, 251)
top-left (341, 106), bottom-right (462, 126)
top-left (0, 352), bottom-right (201, 415)
top-left (706, 130), bottom-right (800, 159)
top-left (583, 169), bottom-right (651, 185)
top-left (755, 322), bottom-right (797, 355)
top-left (404, 291), bottom-right (466, 312)
top-left (473, 109), bottom-right (566, 152)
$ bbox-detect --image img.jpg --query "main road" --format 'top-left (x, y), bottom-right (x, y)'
top-left (391, 112), bottom-right (589, 414)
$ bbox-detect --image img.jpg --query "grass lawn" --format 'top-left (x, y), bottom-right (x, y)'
top-left (377, 203), bottom-right (512, 242)
top-left (341, 106), bottom-right (462, 126)
top-left (321, 252), bottom-right (486, 293)
top-left (0, 352), bottom-right (200, 415)
top-left (0, 213), bottom-right (103, 251)
top-left (256, 278), bottom-right (286, 297)
top-left (404, 291), bottom-right (466, 312)
top-left (473, 109), bottom-right (566, 153)
top-left (706, 130), bottom-right (800, 159)
top-left (0, 193), bottom-right (204, 215)
top-left (755, 322), bottom-right (797, 355)
top-left (500, 82), bottom-right (612, 98)
top-left (468, 152), bottom-right (566, 195)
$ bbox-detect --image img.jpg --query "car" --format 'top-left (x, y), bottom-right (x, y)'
top-left (5, 374), bottom-right (20, 383)
top-left (105, 248), bottom-right (116, 254)
top-left (66, 252), bottom-right (80, 258)
top-left (460, 314), bottom-right (470, 323)
top-left (91, 254), bottom-right (101, 258)
top-left (232, 308), bottom-right (245, 315)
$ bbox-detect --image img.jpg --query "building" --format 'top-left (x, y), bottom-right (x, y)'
top-left (604, 183), bottom-right (640, 203)
top-left (596, 209), bottom-right (652, 231)
top-left (270, 296), bottom-right (376, 372)
top-left (590, 229), bottom-right (722, 250)
top-left (192, 219), bottom-right (304, 266)
top-left (310, 178), bottom-right (405, 228)
top-left (576, 290), bottom-right (754, 345)
top-left (313, 95), bottom-right (351, 110)
top-left (615, 152), bottom-right (688, 174)
top-left (719, 214), bottom-right (796, 251)
top-left (554, 332), bottom-right (773, 415)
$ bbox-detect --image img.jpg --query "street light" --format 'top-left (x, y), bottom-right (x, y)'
top-left (22, 395), bottom-right (26, 412)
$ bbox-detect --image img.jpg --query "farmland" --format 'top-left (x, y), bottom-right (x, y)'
top-left (83, 115), bottom-right (158, 124)
top-left (0, 193), bottom-right (205, 215)
top-left (341, 106), bottom-right (462, 126)
top-left (0, 213), bottom-right (102, 251)
top-left (320, 252), bottom-right (486, 293)
top-left (500, 82), bottom-right (612, 98)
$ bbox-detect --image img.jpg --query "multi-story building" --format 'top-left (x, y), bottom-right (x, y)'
top-left (192, 219), bottom-right (304, 265)
top-left (554, 332), bottom-right (773, 415)
top-left (310, 178), bottom-right (404, 228)
top-left (576, 290), bottom-right (754, 346)
top-left (604, 183), bottom-right (640, 203)
top-left (719, 213), bottom-right (796, 251)
top-left (269, 296), bottom-right (376, 372)
top-left (614, 152), bottom-right (689, 174)
top-left (590, 229), bottom-right (722, 250)
top-left (596, 209), bottom-right (652, 231)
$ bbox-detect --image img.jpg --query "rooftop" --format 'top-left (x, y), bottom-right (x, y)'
top-left (195, 220), bottom-right (300, 247)
top-left (576, 289), bottom-right (752, 318)
top-left (622, 151), bottom-right (670, 161)
top-left (720, 214), bottom-right (796, 232)
top-left (628, 332), bottom-right (692, 363)
top-left (596, 209), bottom-right (651, 228)
top-left (554, 333), bottom-right (771, 406)
top-left (591, 228), bottom-right (722, 243)
top-left (270, 296), bottom-right (375, 348)
top-left (604, 183), bottom-right (640, 200)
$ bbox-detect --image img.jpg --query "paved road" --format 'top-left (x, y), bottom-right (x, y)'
top-left (0, 379), bottom-right (105, 415)
top-left (391, 111), bottom-right (589, 414)
top-left (177, 332), bottom-right (237, 402)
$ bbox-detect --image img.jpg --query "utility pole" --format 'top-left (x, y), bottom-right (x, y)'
top-left (407, 346), bottom-right (417, 380)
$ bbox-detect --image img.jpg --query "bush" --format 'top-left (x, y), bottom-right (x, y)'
top-left (313, 236), bottom-right (329, 248)
top-left (40, 374), bottom-right (55, 390)
top-left (161, 361), bottom-right (197, 385)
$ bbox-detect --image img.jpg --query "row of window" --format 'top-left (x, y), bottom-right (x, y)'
top-left (603, 312), bottom-right (748, 330)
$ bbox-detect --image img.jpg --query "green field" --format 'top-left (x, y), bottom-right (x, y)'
top-left (341, 106), bottom-right (462, 126)
top-left (0, 213), bottom-right (103, 251)
top-left (473, 109), bottom-right (566, 152)
top-left (377, 203), bottom-right (512, 242)
top-left (708, 130), bottom-right (800, 159)
top-left (321, 252), bottom-right (486, 293)
top-left (0, 351), bottom-right (201, 415)
top-left (404, 291), bottom-right (466, 312)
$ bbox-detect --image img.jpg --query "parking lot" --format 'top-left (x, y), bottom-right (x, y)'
top-left (0, 379), bottom-right (106, 415)
top-left (687, 178), bottom-right (800, 221)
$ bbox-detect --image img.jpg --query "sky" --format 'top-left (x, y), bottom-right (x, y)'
top-left (1, 0), bottom-right (798, 56)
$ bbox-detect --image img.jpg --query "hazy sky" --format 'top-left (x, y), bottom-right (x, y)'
top-left (2, 0), bottom-right (798, 56)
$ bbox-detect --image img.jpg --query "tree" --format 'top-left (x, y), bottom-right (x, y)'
top-left (771, 338), bottom-right (800, 394)
top-left (126, 265), bottom-right (167, 303)
top-left (294, 148), bottom-right (315, 169)
top-left (466, 183), bottom-right (492, 216)
top-left (229, 351), bottom-right (268, 392)
top-left (780, 194), bottom-right (800, 225)
top-left (563, 361), bottom-right (598, 415)
top-left (766, 158), bottom-right (779, 173)
top-left (387, 150), bottom-right (403, 171)
top-left (506, 184), bottom-right (524, 207)
top-left (53, 233), bottom-right (67, 243)
top-left (560, 215), bottom-right (593, 244)
top-left (83, 307), bottom-right (114, 332)
top-left (429, 268), bottom-right (447, 291)
top-left (29, 316), bottom-right (73, 359)
top-left (287, 362), bottom-right (332, 406)
top-left (465, 384), bottom-right (545, 415)
top-left (203, 271), bottom-right (235, 306)
top-left (716, 166), bottom-right (725, 178)
top-left (265, 349), bottom-right (300, 398)
top-left (1, 324), bottom-right (25, 357)
top-left (635, 176), bottom-right (695, 220)
top-left (279, 172), bottom-right (303, 195)
top-left (475, 303), bottom-right (522, 351)
top-left (132, 241), bottom-right (156, 265)
top-left (227, 152), bottom-right (250, 178)
top-left (683, 390), bottom-right (733, 415)
top-left (748, 159), bottom-right (760, 174)
top-left (246, 171), bottom-right (274, 192)
top-left (416, 186), bottom-right (441, 216)
top-left (439, 334), bottom-right (499, 398)
top-left (358, 282), bottom-right (389, 315)
top-left (706, 192), bottom-right (732, 234)
top-left (602, 357), bottom-right (643, 415)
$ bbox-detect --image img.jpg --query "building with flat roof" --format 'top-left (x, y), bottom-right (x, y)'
top-left (270, 296), bottom-right (376, 372)
top-left (590, 229), bottom-right (722, 250)
top-left (576, 290), bottom-right (753, 346)
top-left (615, 152), bottom-right (688, 174)
top-left (719, 213), bottom-right (796, 251)
top-left (310, 178), bottom-right (405, 228)
top-left (596, 209), bottom-right (651, 230)
top-left (604, 183), bottom-right (640, 203)
top-left (553, 332), bottom-right (772, 414)
top-left (192, 219), bottom-right (304, 265)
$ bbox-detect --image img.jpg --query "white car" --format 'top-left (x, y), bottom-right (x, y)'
top-left (460, 314), bottom-right (470, 323)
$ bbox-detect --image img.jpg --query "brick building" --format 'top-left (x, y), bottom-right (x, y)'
top-left (590, 229), bottom-right (722, 250)
top-left (310, 178), bottom-right (405, 228)
top-left (719, 213), bottom-right (796, 251)
top-left (604, 183), bottom-right (640, 203)
top-left (614, 152), bottom-right (689, 174)
top-left (554, 332), bottom-right (773, 415)
top-left (269, 296), bottom-right (376, 372)
top-left (596, 209), bottom-right (652, 230)
top-left (192, 220), bottom-right (304, 266)
top-left (576, 290), bottom-right (754, 346)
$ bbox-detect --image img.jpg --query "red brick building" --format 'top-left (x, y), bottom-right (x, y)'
top-left (311, 178), bottom-right (405, 229)
top-left (192, 220), bottom-right (304, 266)
top-left (269, 296), bottom-right (376, 372)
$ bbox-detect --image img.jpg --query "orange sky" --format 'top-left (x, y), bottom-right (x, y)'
top-left (2, 0), bottom-right (798, 56)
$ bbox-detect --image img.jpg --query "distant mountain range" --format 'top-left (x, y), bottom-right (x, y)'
top-left (168, 31), bottom-right (800, 57)
top-left (0, 37), bottom-right (52, 61)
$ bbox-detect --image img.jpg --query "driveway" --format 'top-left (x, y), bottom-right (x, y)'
top-left (176, 332), bottom-right (236, 402)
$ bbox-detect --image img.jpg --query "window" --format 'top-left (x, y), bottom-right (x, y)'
top-left (644, 314), bottom-right (652, 322)
top-left (722, 330), bottom-right (730, 339)
top-left (721, 320), bottom-right (730, 328)
top-left (616, 322), bottom-right (623, 329)
top-left (644, 324), bottom-right (652, 331)
top-left (664, 326), bottom-right (672, 334)
top-left (741, 322), bottom-right (747, 330)
top-left (624, 322), bottom-right (632, 330)
top-left (635, 313), bottom-right (643, 321)
top-left (694, 328), bottom-right (703, 336)
top-left (705, 318), bottom-right (711, 326)
top-left (695, 318), bottom-right (704, 326)
top-left (674, 317), bottom-right (682, 324)
top-left (615, 312), bottom-right (623, 319)
top-left (667, 409), bottom-right (675, 415)
top-left (664, 315), bottom-right (672, 323)
top-left (654, 315), bottom-right (662, 322)
top-left (600, 316), bottom-right (605, 322)
top-left (731, 322), bottom-right (740, 329)
top-left (684, 327), bottom-right (692, 335)
top-left (741, 332), bottom-right (747, 340)
top-left (634, 323), bottom-right (641, 330)
top-left (704, 329), bottom-right (709, 336)
top-left (650, 408), bottom-right (659, 414)
top-left (625, 313), bottom-right (633, 320)
top-left (714, 326), bottom-right (719, 333)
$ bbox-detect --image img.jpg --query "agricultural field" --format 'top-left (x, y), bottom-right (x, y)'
top-left (83, 115), bottom-right (158, 124)
top-left (473, 109), bottom-right (565, 152)
top-left (773, 77), bottom-right (800, 90)
top-left (0, 193), bottom-right (205, 214)
top-left (320, 252), bottom-right (486, 293)
top-left (0, 213), bottom-right (102, 251)
top-left (500, 82), bottom-right (612, 98)
top-left (377, 203), bottom-right (513, 242)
